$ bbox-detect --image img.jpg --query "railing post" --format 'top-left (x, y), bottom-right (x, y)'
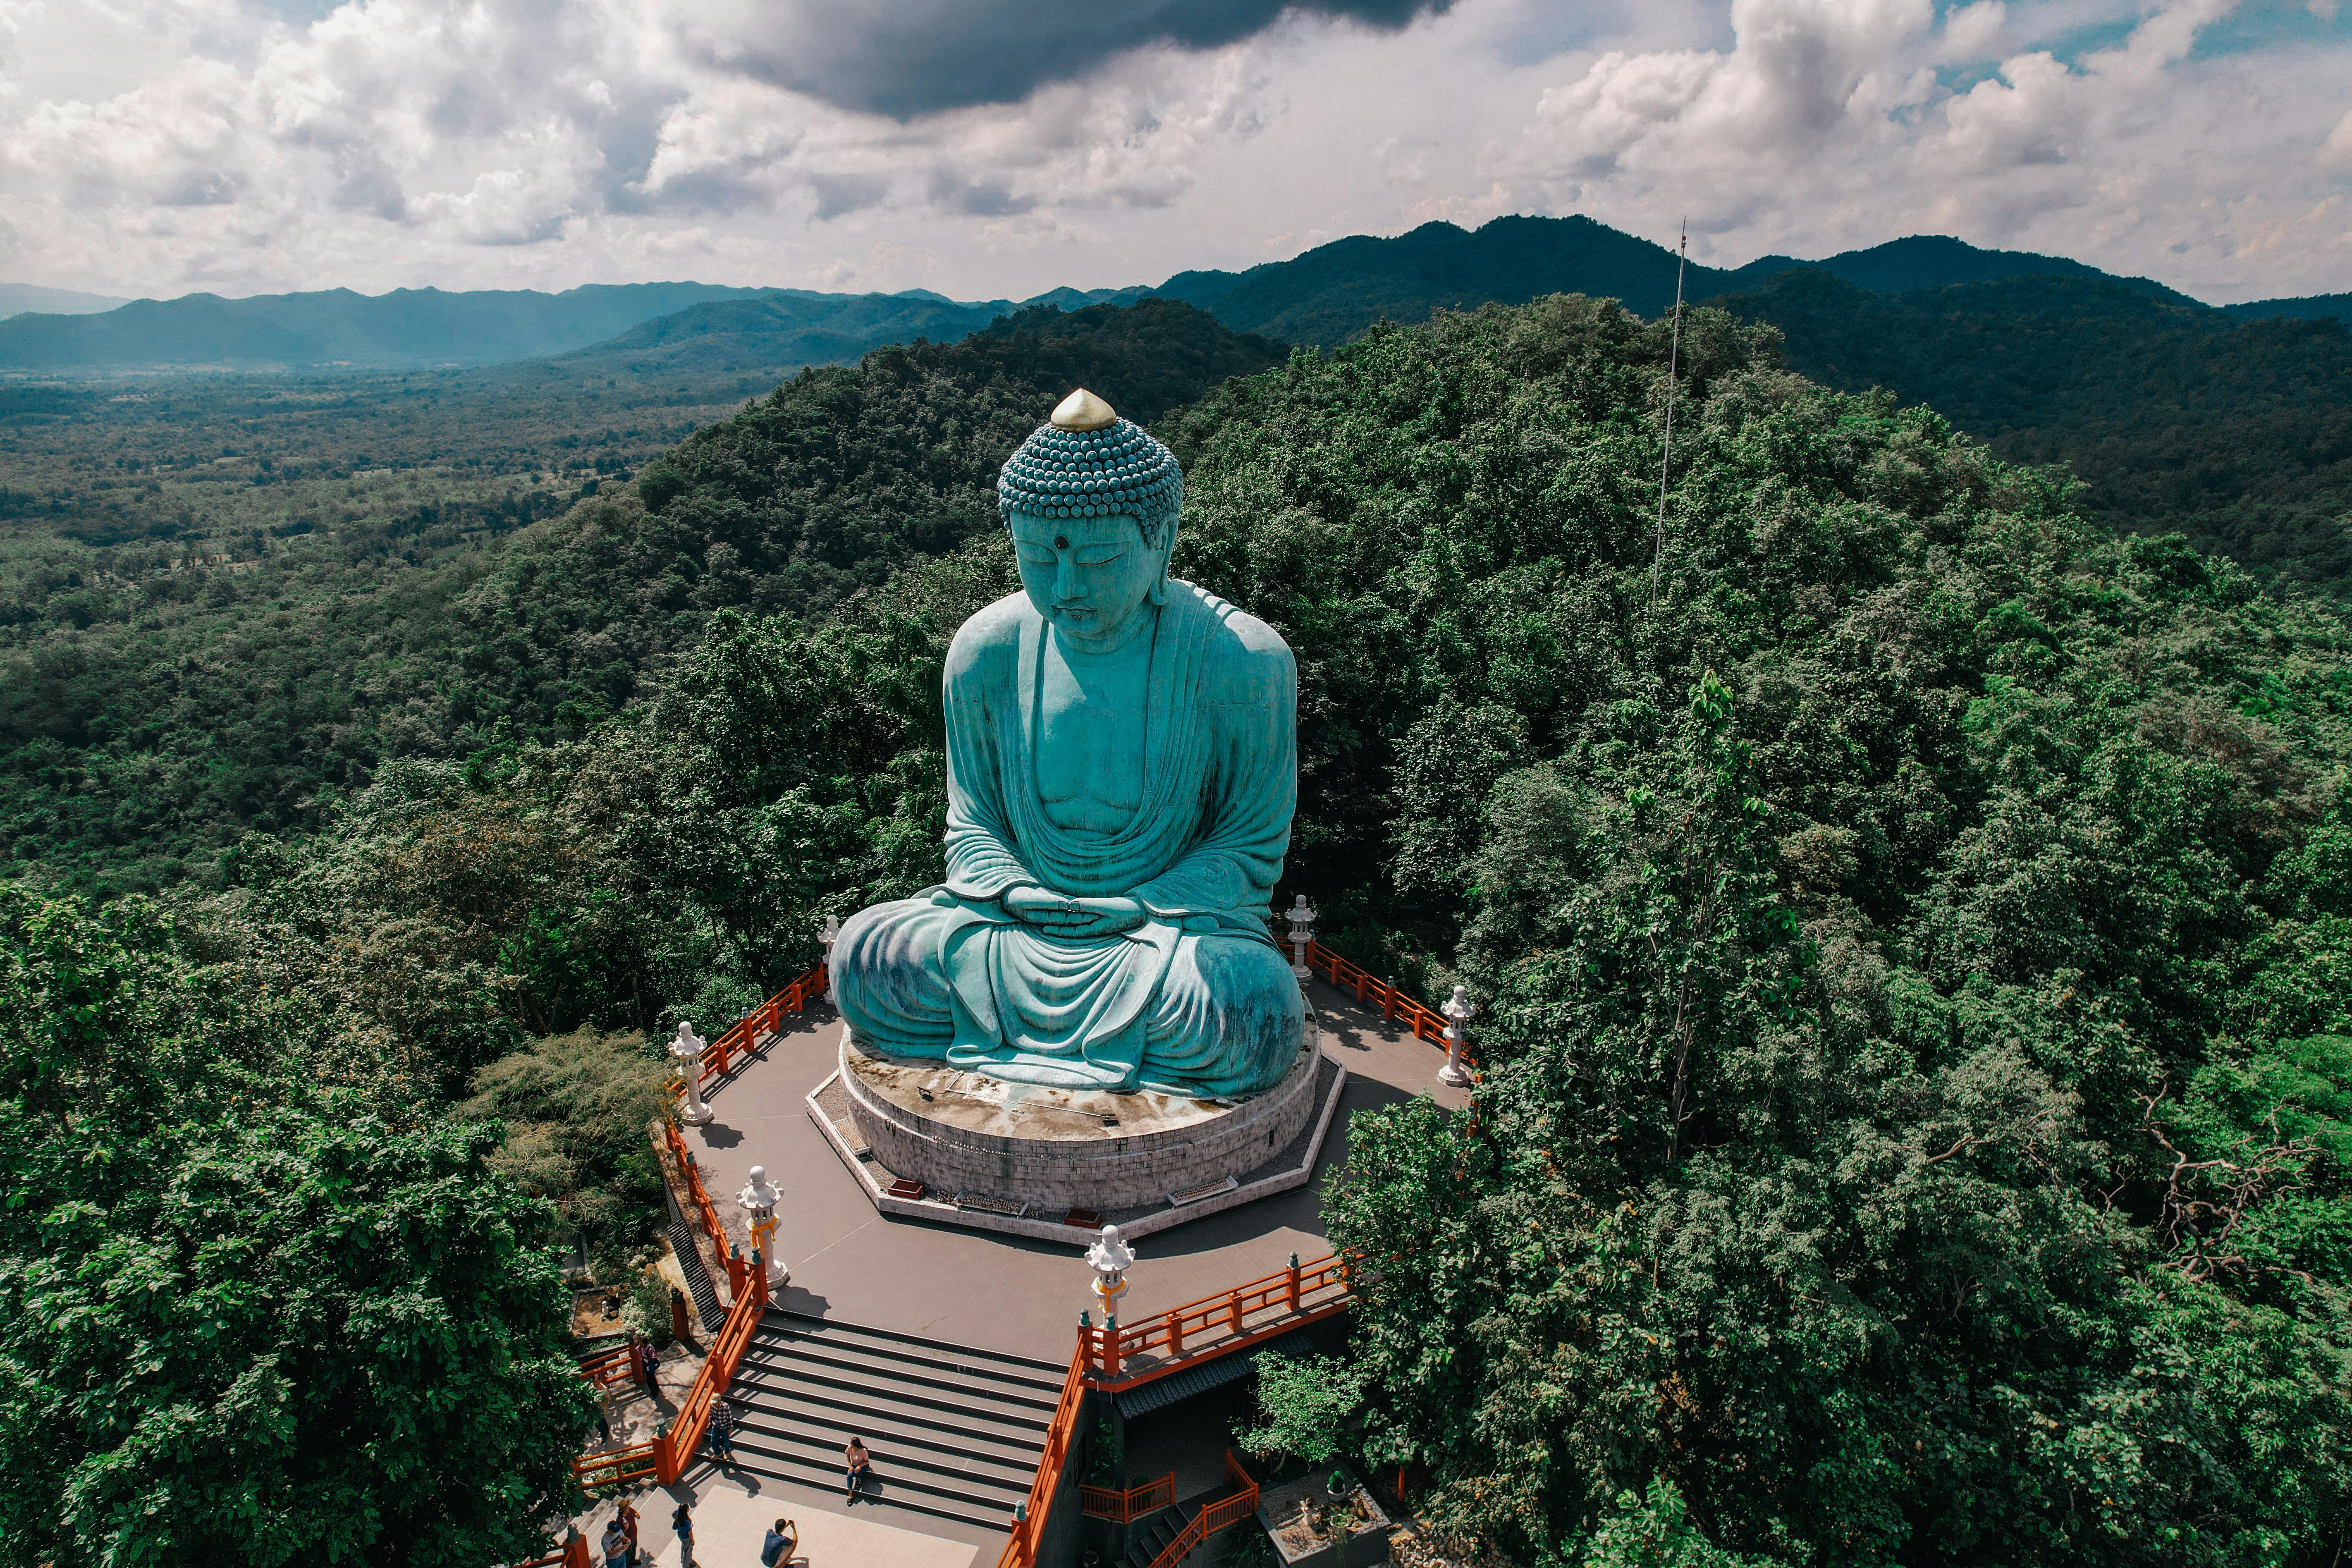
top-left (1167, 1308), bottom-right (1183, 1357)
top-left (1228, 1288), bottom-right (1243, 1336)
top-left (1103, 1314), bottom-right (1121, 1381)
top-left (1078, 1313), bottom-right (1093, 1378)
top-left (1286, 1252), bottom-right (1300, 1313)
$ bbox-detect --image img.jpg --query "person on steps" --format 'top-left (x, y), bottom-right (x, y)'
top-left (600, 1519), bottom-right (628, 1568)
top-left (615, 1497), bottom-right (640, 1565)
top-left (671, 1501), bottom-right (695, 1568)
top-left (843, 1437), bottom-right (872, 1502)
top-left (760, 1517), bottom-right (797, 1567)
top-left (707, 1397), bottom-right (737, 1464)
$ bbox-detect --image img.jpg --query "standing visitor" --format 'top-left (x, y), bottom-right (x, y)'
top-left (707, 1396), bottom-right (738, 1464)
top-left (760, 1518), bottom-right (797, 1567)
top-left (637, 1335), bottom-right (660, 1390)
top-left (600, 1518), bottom-right (628, 1568)
top-left (671, 1501), bottom-right (695, 1568)
top-left (615, 1497), bottom-right (640, 1565)
top-left (843, 1436), bottom-right (872, 1502)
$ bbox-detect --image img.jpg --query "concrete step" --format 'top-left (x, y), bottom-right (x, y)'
top-left (722, 1310), bottom-right (1057, 1537)
top-left (760, 1310), bottom-right (1066, 1392)
top-left (1124, 1507), bottom-right (1185, 1568)
top-left (725, 1436), bottom-right (1023, 1531)
top-left (728, 1370), bottom-right (1049, 1463)
top-left (737, 1336), bottom-right (1061, 1421)
top-left (731, 1416), bottom-right (1037, 1494)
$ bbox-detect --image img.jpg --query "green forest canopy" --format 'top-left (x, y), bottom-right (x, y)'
top-left (5, 289), bottom-right (2352, 1564)
top-left (1715, 269), bottom-right (2352, 594)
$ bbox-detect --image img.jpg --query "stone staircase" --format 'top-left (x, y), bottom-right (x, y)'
top-left (1120, 1478), bottom-right (1256, 1568)
top-left (723, 1309), bottom-right (1064, 1531)
top-left (666, 1216), bottom-right (724, 1330)
top-left (1120, 1506), bottom-right (1188, 1568)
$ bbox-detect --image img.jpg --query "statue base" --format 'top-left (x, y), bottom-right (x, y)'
top-left (809, 1021), bottom-right (1345, 1240)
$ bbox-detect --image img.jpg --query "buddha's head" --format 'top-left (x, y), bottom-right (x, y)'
top-left (996, 389), bottom-right (1183, 648)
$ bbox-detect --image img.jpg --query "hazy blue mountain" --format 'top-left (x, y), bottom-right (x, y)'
top-left (1154, 215), bottom-right (1741, 343)
top-left (2224, 292), bottom-right (2352, 327)
top-left (0, 282), bottom-right (779, 370)
top-left (557, 291), bottom-right (1008, 374)
top-left (1726, 233), bottom-right (2201, 305)
top-left (0, 283), bottom-right (128, 319)
top-left (1151, 217), bottom-right (2223, 344)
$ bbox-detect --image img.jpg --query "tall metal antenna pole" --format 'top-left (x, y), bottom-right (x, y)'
top-left (1649, 220), bottom-right (1688, 615)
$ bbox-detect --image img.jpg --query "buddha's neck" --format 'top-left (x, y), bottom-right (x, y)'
top-left (1051, 600), bottom-right (1160, 662)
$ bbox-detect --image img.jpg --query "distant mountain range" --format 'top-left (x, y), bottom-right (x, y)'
top-left (1157, 219), bottom-right (2226, 344)
top-left (0, 216), bottom-right (2341, 376)
top-left (0, 276), bottom-right (1158, 374)
top-left (0, 283), bottom-right (126, 319)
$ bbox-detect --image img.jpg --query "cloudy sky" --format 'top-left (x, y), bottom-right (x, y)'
top-left (3, 0), bottom-right (2348, 305)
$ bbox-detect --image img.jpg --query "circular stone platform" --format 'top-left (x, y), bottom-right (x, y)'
top-left (838, 1025), bottom-right (1323, 1214)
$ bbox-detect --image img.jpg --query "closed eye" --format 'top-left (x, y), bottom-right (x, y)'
top-left (1015, 546), bottom-right (1058, 566)
top-left (1074, 551), bottom-right (1125, 567)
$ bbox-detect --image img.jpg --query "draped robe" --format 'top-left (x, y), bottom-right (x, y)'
top-left (833, 580), bottom-right (1302, 1097)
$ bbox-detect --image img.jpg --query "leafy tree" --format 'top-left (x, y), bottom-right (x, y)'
top-left (0, 885), bottom-right (594, 1567)
top-left (463, 1028), bottom-right (671, 1282)
top-left (1238, 1351), bottom-right (1369, 1475)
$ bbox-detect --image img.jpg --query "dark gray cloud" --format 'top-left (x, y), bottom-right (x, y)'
top-left (703, 0), bottom-right (1456, 119)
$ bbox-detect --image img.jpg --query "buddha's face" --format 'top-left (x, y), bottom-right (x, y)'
top-left (1010, 509), bottom-right (1165, 647)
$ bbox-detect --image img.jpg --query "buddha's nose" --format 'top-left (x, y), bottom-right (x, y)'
top-left (1054, 551), bottom-right (1079, 600)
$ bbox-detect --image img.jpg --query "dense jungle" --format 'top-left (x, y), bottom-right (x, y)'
top-left (5, 291), bottom-right (2351, 1565)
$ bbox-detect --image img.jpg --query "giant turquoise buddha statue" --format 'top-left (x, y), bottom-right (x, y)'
top-left (833, 388), bottom-right (1303, 1098)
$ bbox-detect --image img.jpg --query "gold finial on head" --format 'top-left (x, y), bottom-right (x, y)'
top-left (1050, 387), bottom-right (1116, 431)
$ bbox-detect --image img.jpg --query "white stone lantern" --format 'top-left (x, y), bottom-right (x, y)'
top-left (1284, 894), bottom-right (1317, 983)
top-left (1085, 1223), bottom-right (1134, 1318)
top-left (818, 913), bottom-right (841, 965)
top-left (670, 1021), bottom-right (714, 1125)
top-left (737, 1164), bottom-right (789, 1289)
top-left (1438, 984), bottom-right (1476, 1087)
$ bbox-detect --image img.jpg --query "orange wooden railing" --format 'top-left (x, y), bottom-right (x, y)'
top-left (1081, 1470), bottom-right (1176, 1521)
top-left (1084, 1252), bottom-right (1352, 1392)
top-left (1146, 1452), bottom-right (1261, 1568)
top-left (1299, 939), bottom-right (1462, 1055)
top-left (655, 1241), bottom-right (771, 1482)
top-left (670, 960), bottom-right (831, 1087)
top-left (558, 961), bottom-right (830, 1519)
top-left (510, 1533), bottom-right (592, 1568)
top-left (663, 1118), bottom-right (730, 1271)
top-left (571, 1242), bottom-right (772, 1493)
top-left (575, 1341), bottom-right (640, 1390)
top-left (997, 1340), bottom-right (1091, 1568)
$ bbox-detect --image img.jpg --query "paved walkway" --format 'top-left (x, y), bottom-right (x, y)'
top-left (685, 977), bottom-right (1467, 1363)
top-left (576, 1472), bottom-right (994, 1568)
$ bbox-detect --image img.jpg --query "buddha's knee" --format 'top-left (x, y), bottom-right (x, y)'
top-left (1208, 936), bottom-right (1305, 1006)
top-left (832, 898), bottom-right (955, 1045)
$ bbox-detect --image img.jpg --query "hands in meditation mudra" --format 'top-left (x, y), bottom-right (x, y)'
top-left (833, 388), bottom-right (1304, 1098)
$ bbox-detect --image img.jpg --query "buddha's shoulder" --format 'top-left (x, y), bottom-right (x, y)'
top-left (1175, 581), bottom-right (1293, 671)
top-left (944, 592), bottom-right (1035, 676)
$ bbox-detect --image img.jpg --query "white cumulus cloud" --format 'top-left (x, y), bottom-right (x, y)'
top-left (0, 0), bottom-right (2345, 303)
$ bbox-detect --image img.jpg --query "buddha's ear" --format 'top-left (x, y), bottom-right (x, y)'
top-left (1143, 512), bottom-right (1172, 604)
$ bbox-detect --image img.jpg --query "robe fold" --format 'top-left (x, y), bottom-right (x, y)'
top-left (833, 579), bottom-right (1302, 1097)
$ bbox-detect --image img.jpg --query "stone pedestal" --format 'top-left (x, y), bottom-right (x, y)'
top-left (838, 1024), bottom-right (1323, 1214)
